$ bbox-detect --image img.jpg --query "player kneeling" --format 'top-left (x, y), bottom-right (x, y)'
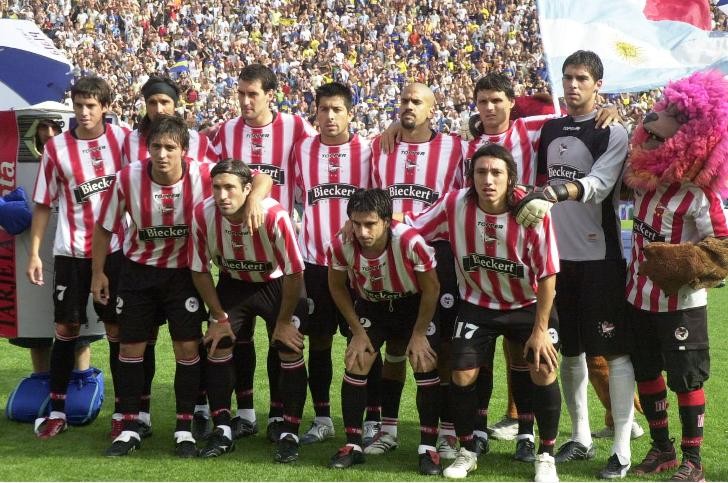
top-left (327, 189), bottom-right (443, 475)
top-left (410, 144), bottom-right (562, 482)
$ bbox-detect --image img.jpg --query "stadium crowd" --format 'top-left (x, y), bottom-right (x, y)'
top-left (4, 0), bottom-right (725, 135)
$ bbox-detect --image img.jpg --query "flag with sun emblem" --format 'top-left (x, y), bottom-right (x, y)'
top-left (537, 0), bottom-right (728, 95)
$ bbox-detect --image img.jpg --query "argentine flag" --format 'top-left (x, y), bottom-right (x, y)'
top-left (537, 0), bottom-right (728, 94)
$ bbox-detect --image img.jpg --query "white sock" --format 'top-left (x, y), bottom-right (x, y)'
top-left (608, 355), bottom-right (635, 465)
top-left (137, 411), bottom-right (151, 426)
top-left (418, 444), bottom-right (436, 454)
top-left (49, 411), bottom-right (67, 421)
top-left (381, 418), bottom-right (398, 437)
top-left (314, 416), bottom-right (333, 426)
top-left (439, 421), bottom-right (456, 437)
top-left (560, 353), bottom-right (592, 446)
top-left (236, 408), bottom-right (256, 421)
top-left (217, 424), bottom-right (232, 440)
top-left (194, 404), bottom-right (210, 417)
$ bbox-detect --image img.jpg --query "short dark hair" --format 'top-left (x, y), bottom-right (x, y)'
top-left (347, 188), bottom-right (392, 221)
top-left (467, 144), bottom-right (518, 203)
top-left (141, 75), bottom-right (180, 102)
top-left (239, 64), bottom-right (277, 92)
top-left (146, 114), bottom-right (189, 151)
top-left (473, 73), bottom-right (515, 101)
top-left (210, 158), bottom-right (254, 187)
top-left (71, 76), bottom-right (112, 106)
top-left (562, 50), bottom-right (603, 81)
top-left (315, 82), bottom-right (353, 111)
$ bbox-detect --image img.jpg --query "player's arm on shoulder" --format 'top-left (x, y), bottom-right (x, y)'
top-left (378, 120), bottom-right (402, 154)
top-left (243, 172), bottom-right (273, 230)
top-left (578, 124), bottom-right (628, 204)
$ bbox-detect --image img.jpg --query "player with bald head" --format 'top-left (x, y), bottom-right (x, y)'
top-left (366, 84), bottom-right (468, 466)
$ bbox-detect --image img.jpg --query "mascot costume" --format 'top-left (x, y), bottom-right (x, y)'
top-left (624, 70), bottom-right (728, 481)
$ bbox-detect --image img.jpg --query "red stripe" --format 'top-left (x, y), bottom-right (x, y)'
top-left (677, 388), bottom-right (705, 406)
top-left (637, 376), bottom-right (667, 395)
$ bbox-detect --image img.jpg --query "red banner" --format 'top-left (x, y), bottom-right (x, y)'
top-left (0, 110), bottom-right (19, 337)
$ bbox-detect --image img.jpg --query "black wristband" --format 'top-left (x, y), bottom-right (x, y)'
top-left (573, 180), bottom-right (585, 201)
top-left (551, 183), bottom-right (570, 202)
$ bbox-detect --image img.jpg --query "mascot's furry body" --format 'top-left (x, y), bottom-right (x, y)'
top-left (624, 70), bottom-right (728, 480)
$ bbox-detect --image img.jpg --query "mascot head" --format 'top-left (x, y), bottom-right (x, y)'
top-left (625, 70), bottom-right (728, 192)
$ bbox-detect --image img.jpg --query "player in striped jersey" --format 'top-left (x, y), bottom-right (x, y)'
top-left (292, 82), bottom-right (371, 445)
top-left (89, 116), bottom-right (257, 458)
top-left (327, 188), bottom-right (442, 475)
top-left (369, 83), bottom-right (465, 459)
top-left (122, 76), bottom-right (219, 165)
top-left (410, 144), bottom-right (562, 482)
top-left (27, 76), bottom-right (129, 440)
top-left (212, 64), bottom-right (316, 440)
top-left (188, 159), bottom-right (309, 463)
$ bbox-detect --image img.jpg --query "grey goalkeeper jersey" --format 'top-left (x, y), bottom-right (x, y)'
top-left (537, 111), bottom-right (628, 261)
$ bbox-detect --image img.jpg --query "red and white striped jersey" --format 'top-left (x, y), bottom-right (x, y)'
top-left (213, 113), bottom-right (317, 211)
top-left (122, 128), bottom-right (219, 164)
top-left (293, 134), bottom-right (372, 265)
top-left (410, 189), bottom-right (560, 310)
top-left (189, 196), bottom-right (304, 282)
top-left (626, 182), bottom-right (728, 312)
top-left (32, 125), bottom-right (129, 258)
top-left (98, 160), bottom-right (213, 268)
top-left (464, 115), bottom-right (553, 186)
top-left (328, 220), bottom-right (436, 302)
top-left (370, 132), bottom-right (464, 216)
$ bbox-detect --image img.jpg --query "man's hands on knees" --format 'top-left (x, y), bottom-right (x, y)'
top-left (407, 332), bottom-right (437, 372)
top-left (523, 326), bottom-right (558, 374)
top-left (346, 332), bottom-right (375, 372)
top-left (272, 319), bottom-right (305, 355)
top-left (204, 312), bottom-right (236, 355)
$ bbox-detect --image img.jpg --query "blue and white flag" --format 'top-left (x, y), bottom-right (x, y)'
top-left (537, 0), bottom-right (728, 94)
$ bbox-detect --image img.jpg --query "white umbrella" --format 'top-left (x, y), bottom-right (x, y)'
top-left (0, 19), bottom-right (72, 109)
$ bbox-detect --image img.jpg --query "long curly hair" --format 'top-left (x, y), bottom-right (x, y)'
top-left (625, 70), bottom-right (728, 192)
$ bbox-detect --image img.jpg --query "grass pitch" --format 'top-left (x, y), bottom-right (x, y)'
top-left (1, 288), bottom-right (727, 481)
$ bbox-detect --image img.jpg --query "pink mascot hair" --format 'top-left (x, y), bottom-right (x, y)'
top-left (625, 70), bottom-right (728, 192)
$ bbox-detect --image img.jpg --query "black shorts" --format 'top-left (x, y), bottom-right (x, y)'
top-left (53, 251), bottom-right (123, 325)
top-left (628, 304), bottom-right (709, 392)
top-left (433, 241), bottom-right (460, 339)
top-left (9, 334), bottom-right (104, 349)
top-left (352, 294), bottom-right (439, 352)
top-left (116, 259), bottom-right (205, 343)
top-left (451, 301), bottom-right (560, 371)
top-left (555, 259), bottom-right (631, 357)
top-left (303, 263), bottom-right (343, 337)
top-left (216, 273), bottom-right (308, 354)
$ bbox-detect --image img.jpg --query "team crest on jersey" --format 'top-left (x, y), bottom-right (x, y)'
top-left (138, 224), bottom-right (189, 241)
top-left (674, 326), bottom-right (689, 341)
top-left (364, 288), bottom-right (406, 302)
top-left (548, 327), bottom-right (559, 344)
top-left (440, 293), bottom-right (455, 309)
top-left (632, 218), bottom-right (666, 243)
top-left (83, 145), bottom-right (106, 165)
top-left (308, 183), bottom-right (358, 204)
top-left (359, 317), bottom-right (372, 328)
top-left (73, 175), bottom-right (115, 203)
top-left (185, 297), bottom-right (200, 313)
top-left (462, 254), bottom-right (524, 278)
top-left (548, 164), bottom-right (582, 182)
top-left (654, 204), bottom-right (666, 217)
top-left (426, 321), bottom-right (437, 336)
top-left (388, 184), bottom-right (439, 205)
top-left (218, 257), bottom-right (273, 272)
top-left (477, 220), bottom-right (501, 243)
top-left (597, 320), bottom-right (615, 338)
top-left (248, 163), bottom-right (285, 184)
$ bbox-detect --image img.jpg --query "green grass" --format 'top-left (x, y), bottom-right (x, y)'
top-left (1, 288), bottom-right (727, 481)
